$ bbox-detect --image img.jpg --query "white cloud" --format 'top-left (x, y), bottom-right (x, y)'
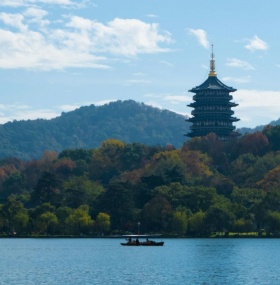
top-left (59, 104), bottom-right (81, 112)
top-left (0, 100), bottom-right (119, 123)
top-left (0, 12), bottom-right (172, 70)
top-left (145, 101), bottom-right (163, 110)
top-left (147, 14), bottom-right (159, 19)
top-left (144, 93), bottom-right (161, 99)
top-left (76, 17), bottom-right (172, 56)
top-left (244, 35), bottom-right (268, 51)
top-left (226, 58), bottom-right (255, 70)
top-left (0, 0), bottom-right (87, 8)
top-left (222, 76), bottom-right (251, 83)
top-left (188, 28), bottom-right (209, 49)
top-left (0, 103), bottom-right (60, 124)
top-left (125, 79), bottom-right (151, 85)
top-left (159, 60), bottom-right (174, 67)
top-left (234, 89), bottom-right (280, 108)
top-left (164, 95), bottom-right (191, 105)
top-left (234, 89), bottom-right (280, 127)
top-left (0, 12), bottom-right (27, 31)
top-left (24, 7), bottom-right (47, 17)
top-left (95, 99), bottom-right (117, 106)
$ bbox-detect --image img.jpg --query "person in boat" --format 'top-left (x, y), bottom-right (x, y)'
top-left (136, 238), bottom-right (140, 245)
top-left (128, 237), bottom-right (132, 243)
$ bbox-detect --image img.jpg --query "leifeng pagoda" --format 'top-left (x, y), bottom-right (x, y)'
top-left (186, 46), bottom-right (240, 141)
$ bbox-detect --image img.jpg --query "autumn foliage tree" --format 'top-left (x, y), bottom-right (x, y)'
top-left (1, 127), bottom-right (280, 236)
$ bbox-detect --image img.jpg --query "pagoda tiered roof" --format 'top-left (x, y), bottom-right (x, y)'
top-left (189, 76), bottom-right (236, 93)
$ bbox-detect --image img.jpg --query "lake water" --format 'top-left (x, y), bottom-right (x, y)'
top-left (0, 238), bottom-right (280, 285)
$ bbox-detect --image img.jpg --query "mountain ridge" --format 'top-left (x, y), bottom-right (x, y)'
top-left (0, 99), bottom-right (278, 160)
top-left (0, 100), bottom-right (188, 160)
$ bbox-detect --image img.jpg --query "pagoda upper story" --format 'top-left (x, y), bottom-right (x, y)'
top-left (186, 46), bottom-right (240, 141)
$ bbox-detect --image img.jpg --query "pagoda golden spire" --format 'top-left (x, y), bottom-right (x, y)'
top-left (209, 44), bottom-right (217, 77)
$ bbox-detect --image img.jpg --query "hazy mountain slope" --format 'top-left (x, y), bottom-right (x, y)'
top-left (0, 100), bottom-right (189, 160)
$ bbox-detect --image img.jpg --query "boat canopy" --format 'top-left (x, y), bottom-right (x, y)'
top-left (122, 234), bottom-right (162, 238)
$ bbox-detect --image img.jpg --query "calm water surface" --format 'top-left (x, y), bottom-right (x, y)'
top-left (0, 238), bottom-right (280, 285)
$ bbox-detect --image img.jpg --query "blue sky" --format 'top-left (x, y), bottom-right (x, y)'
top-left (0, 0), bottom-right (280, 128)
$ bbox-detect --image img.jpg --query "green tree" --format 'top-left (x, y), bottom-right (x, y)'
top-left (31, 172), bottom-right (62, 206)
top-left (95, 212), bottom-right (110, 234)
top-left (205, 203), bottom-right (235, 233)
top-left (153, 183), bottom-right (187, 209)
top-left (263, 125), bottom-right (280, 151)
top-left (183, 186), bottom-right (218, 213)
top-left (38, 211), bottom-right (58, 234)
top-left (1, 172), bottom-right (26, 201)
top-left (188, 211), bottom-right (206, 236)
top-left (233, 218), bottom-right (254, 234)
top-left (171, 208), bottom-right (187, 236)
top-left (56, 206), bottom-right (72, 234)
top-left (265, 211), bottom-right (280, 234)
top-left (2, 195), bottom-right (29, 234)
top-left (89, 139), bottom-right (125, 184)
top-left (231, 187), bottom-right (265, 209)
top-left (144, 150), bottom-right (187, 186)
top-left (100, 182), bottom-right (136, 231)
top-left (66, 205), bottom-right (93, 235)
top-left (230, 153), bottom-right (258, 187)
top-left (63, 176), bottom-right (105, 208)
top-left (58, 149), bottom-right (92, 163)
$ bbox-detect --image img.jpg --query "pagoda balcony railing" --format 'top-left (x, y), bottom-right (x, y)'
top-left (190, 125), bottom-right (236, 131)
top-left (190, 126), bottom-right (236, 132)
top-left (191, 110), bottom-right (234, 116)
top-left (193, 94), bottom-right (233, 101)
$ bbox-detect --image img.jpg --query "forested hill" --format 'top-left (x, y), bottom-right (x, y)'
top-left (238, 117), bottom-right (280, 135)
top-left (0, 100), bottom-right (189, 160)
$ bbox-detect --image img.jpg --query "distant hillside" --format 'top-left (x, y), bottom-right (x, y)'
top-left (0, 100), bottom-right (189, 160)
top-left (238, 118), bottom-right (280, 135)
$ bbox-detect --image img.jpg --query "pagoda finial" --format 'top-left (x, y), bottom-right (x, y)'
top-left (209, 44), bottom-right (217, 77)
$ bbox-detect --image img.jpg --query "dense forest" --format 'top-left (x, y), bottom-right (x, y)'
top-left (1, 124), bottom-right (280, 237)
top-left (0, 100), bottom-right (188, 160)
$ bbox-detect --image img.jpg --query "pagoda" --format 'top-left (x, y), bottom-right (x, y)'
top-left (186, 46), bottom-right (240, 141)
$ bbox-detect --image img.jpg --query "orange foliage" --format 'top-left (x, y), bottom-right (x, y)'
top-left (257, 165), bottom-right (280, 191)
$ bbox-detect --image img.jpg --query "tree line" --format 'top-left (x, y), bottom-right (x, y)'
top-left (1, 124), bottom-right (280, 237)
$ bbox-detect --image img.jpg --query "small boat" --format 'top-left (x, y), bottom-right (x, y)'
top-left (120, 235), bottom-right (164, 246)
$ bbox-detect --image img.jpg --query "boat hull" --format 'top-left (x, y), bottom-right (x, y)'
top-left (121, 242), bottom-right (164, 246)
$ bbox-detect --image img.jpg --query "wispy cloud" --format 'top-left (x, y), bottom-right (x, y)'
top-left (187, 28), bottom-right (209, 49)
top-left (0, 0), bottom-right (88, 8)
top-left (226, 58), bottom-right (255, 70)
top-left (235, 89), bottom-right (280, 108)
top-left (234, 89), bottom-right (280, 127)
top-left (147, 14), bottom-right (159, 19)
top-left (222, 76), bottom-right (251, 84)
top-left (0, 100), bottom-right (121, 123)
top-left (0, 10), bottom-right (172, 70)
top-left (159, 60), bottom-right (174, 67)
top-left (94, 99), bottom-right (117, 106)
top-left (124, 72), bottom-right (151, 85)
top-left (0, 103), bottom-right (60, 124)
top-left (244, 35), bottom-right (268, 51)
top-left (164, 95), bottom-right (191, 104)
top-left (145, 92), bottom-right (192, 104)
top-left (125, 79), bottom-right (151, 85)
